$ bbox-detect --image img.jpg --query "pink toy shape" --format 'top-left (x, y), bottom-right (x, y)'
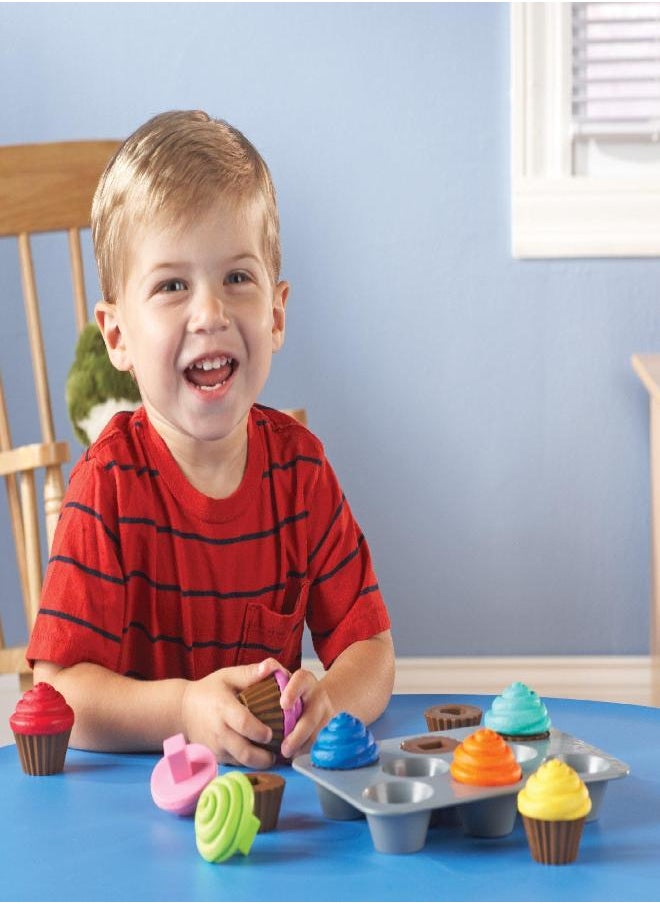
top-left (151, 733), bottom-right (217, 816)
top-left (274, 669), bottom-right (303, 738)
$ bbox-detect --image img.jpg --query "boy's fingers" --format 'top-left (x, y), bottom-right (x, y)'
top-left (279, 667), bottom-right (314, 710)
top-left (221, 731), bottom-right (276, 769)
top-left (255, 657), bottom-right (286, 679)
top-left (230, 698), bottom-right (273, 746)
top-left (230, 740), bottom-right (276, 770)
top-left (280, 695), bottom-right (326, 758)
top-left (227, 657), bottom-right (284, 691)
top-left (280, 712), bottom-right (315, 759)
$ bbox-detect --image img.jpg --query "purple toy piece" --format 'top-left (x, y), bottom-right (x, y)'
top-left (273, 669), bottom-right (303, 738)
top-left (150, 733), bottom-right (217, 816)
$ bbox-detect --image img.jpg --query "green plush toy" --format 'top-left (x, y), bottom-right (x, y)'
top-left (66, 322), bottom-right (142, 447)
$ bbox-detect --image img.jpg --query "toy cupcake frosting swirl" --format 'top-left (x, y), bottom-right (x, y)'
top-left (195, 772), bottom-right (261, 863)
top-left (450, 728), bottom-right (522, 786)
top-left (483, 681), bottom-right (551, 740)
top-left (311, 712), bottom-right (379, 769)
top-left (518, 759), bottom-right (591, 864)
top-left (150, 733), bottom-right (217, 816)
top-left (10, 682), bottom-right (74, 776)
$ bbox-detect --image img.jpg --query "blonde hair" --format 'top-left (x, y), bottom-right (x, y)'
top-left (92, 110), bottom-right (281, 301)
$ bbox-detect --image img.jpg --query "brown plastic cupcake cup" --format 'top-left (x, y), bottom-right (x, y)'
top-left (13, 728), bottom-right (72, 776)
top-left (247, 773), bottom-right (285, 832)
top-left (238, 675), bottom-right (285, 754)
top-left (424, 703), bottom-right (483, 731)
top-left (400, 734), bottom-right (460, 754)
top-left (522, 815), bottom-right (586, 864)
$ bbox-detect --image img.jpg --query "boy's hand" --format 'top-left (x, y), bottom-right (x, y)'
top-left (279, 668), bottom-right (336, 760)
top-left (181, 658), bottom-right (283, 768)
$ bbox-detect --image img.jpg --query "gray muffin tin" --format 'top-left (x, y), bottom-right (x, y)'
top-left (292, 727), bottom-right (629, 854)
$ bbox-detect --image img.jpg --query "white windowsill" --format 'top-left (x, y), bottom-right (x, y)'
top-left (513, 176), bottom-right (660, 258)
top-left (510, 3), bottom-right (660, 259)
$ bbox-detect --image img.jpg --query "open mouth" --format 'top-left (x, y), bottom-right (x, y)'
top-left (184, 355), bottom-right (236, 391)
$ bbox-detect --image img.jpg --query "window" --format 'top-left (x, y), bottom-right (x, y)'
top-left (511, 2), bottom-right (660, 258)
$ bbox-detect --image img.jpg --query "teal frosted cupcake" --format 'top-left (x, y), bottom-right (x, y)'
top-left (484, 682), bottom-right (551, 741)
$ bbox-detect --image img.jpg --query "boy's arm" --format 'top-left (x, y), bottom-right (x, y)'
top-left (279, 629), bottom-right (395, 760)
top-left (34, 658), bottom-right (281, 768)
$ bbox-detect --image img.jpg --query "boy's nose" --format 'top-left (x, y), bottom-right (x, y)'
top-left (189, 289), bottom-right (230, 332)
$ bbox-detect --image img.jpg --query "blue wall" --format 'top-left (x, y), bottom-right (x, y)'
top-left (2, 2), bottom-right (659, 656)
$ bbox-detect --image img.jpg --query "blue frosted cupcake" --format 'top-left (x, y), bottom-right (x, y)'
top-left (311, 712), bottom-right (379, 769)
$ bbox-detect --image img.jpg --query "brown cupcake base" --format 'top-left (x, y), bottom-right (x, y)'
top-left (247, 773), bottom-right (285, 832)
top-left (400, 734), bottom-right (460, 755)
top-left (522, 815), bottom-right (586, 864)
top-left (14, 729), bottom-right (72, 776)
top-left (498, 730), bottom-right (551, 742)
top-left (424, 703), bottom-right (482, 732)
top-left (238, 676), bottom-right (285, 754)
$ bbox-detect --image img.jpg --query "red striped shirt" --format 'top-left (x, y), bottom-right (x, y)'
top-left (27, 406), bottom-right (390, 679)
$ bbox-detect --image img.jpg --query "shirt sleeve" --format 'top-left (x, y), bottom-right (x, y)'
top-left (26, 457), bottom-right (127, 671)
top-left (304, 455), bottom-right (391, 668)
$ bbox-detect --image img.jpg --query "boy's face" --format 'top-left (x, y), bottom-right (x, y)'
top-left (96, 197), bottom-right (287, 451)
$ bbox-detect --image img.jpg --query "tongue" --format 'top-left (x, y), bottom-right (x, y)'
top-left (186, 364), bottom-right (232, 387)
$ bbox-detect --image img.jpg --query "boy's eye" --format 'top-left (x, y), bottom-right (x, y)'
top-left (158, 279), bottom-right (187, 293)
top-left (226, 271), bottom-right (251, 285)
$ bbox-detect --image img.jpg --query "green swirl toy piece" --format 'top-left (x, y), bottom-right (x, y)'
top-left (195, 772), bottom-right (261, 863)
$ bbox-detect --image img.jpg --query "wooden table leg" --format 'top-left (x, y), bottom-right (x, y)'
top-left (649, 396), bottom-right (660, 658)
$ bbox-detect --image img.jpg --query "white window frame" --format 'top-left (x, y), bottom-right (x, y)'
top-left (511, 2), bottom-right (660, 258)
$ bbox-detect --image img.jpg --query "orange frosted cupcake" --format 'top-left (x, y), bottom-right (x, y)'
top-left (450, 728), bottom-right (523, 786)
top-left (451, 728), bottom-right (522, 836)
top-left (10, 682), bottom-right (74, 775)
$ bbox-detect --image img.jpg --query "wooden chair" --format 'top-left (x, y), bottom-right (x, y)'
top-left (282, 408), bottom-right (307, 426)
top-left (0, 140), bottom-right (120, 683)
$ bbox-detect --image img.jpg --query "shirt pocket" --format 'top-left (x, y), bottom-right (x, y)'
top-left (235, 578), bottom-right (309, 671)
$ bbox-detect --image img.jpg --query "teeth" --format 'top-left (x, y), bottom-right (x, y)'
top-left (192, 356), bottom-right (231, 370)
top-left (199, 382), bottom-right (228, 391)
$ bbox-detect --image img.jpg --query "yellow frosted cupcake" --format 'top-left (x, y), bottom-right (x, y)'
top-left (517, 759), bottom-right (591, 864)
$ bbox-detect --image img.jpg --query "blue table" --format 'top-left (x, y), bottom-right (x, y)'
top-left (2, 694), bottom-right (658, 901)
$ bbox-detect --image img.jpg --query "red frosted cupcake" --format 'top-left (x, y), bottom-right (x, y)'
top-left (10, 682), bottom-right (74, 775)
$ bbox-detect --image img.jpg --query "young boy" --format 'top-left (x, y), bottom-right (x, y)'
top-left (27, 110), bottom-right (394, 768)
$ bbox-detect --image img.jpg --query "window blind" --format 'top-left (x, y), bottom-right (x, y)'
top-left (572, 2), bottom-right (660, 138)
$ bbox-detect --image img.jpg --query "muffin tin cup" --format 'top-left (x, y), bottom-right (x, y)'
top-left (362, 780), bottom-right (434, 853)
top-left (548, 752), bottom-right (613, 822)
top-left (381, 757), bottom-right (450, 779)
top-left (293, 728), bottom-right (629, 855)
top-left (509, 742), bottom-right (546, 773)
top-left (457, 792), bottom-right (519, 838)
top-left (315, 785), bottom-right (363, 821)
top-left (366, 809), bottom-right (432, 854)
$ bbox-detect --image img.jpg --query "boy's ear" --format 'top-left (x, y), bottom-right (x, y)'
top-left (95, 301), bottom-right (132, 372)
top-left (272, 280), bottom-right (289, 353)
